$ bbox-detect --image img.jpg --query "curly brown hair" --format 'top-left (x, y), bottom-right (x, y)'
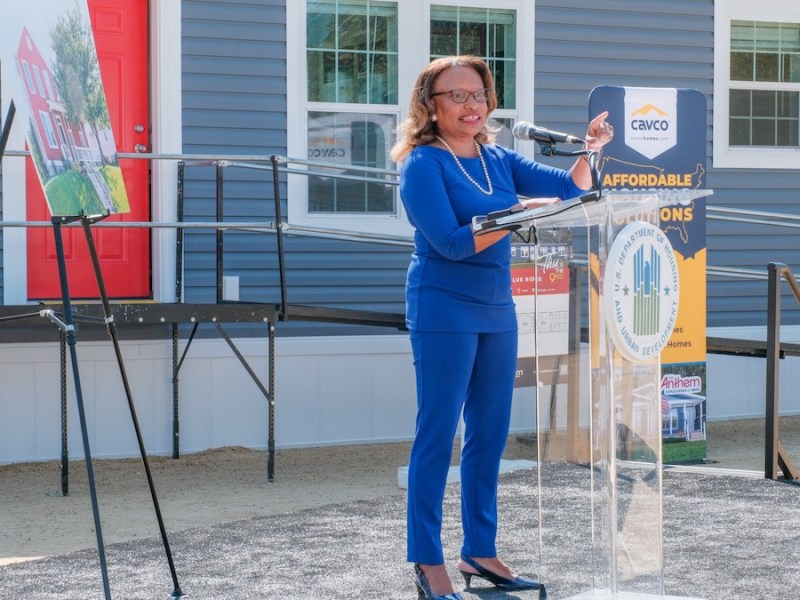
top-left (389, 55), bottom-right (498, 163)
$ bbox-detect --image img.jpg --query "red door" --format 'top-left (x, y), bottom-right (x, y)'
top-left (26, 0), bottom-right (151, 299)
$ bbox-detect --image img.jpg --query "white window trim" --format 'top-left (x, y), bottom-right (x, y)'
top-left (713, 0), bottom-right (800, 170)
top-left (287, 0), bottom-right (535, 238)
top-left (1, 0), bottom-right (181, 304)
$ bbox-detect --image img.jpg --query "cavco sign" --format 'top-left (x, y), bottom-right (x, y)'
top-left (589, 86), bottom-right (709, 462)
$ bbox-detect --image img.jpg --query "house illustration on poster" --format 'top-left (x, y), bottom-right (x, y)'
top-left (14, 21), bottom-right (127, 216)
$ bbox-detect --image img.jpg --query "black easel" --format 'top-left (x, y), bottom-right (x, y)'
top-left (51, 214), bottom-right (183, 599)
top-left (1, 102), bottom-right (181, 598)
top-left (0, 101), bottom-right (16, 160)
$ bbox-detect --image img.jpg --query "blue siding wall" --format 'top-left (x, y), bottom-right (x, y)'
top-left (535, 0), bottom-right (800, 328)
top-left (2, 1), bottom-right (798, 332)
top-left (181, 0), bottom-right (409, 336)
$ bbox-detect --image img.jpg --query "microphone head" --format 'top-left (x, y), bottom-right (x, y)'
top-left (511, 121), bottom-right (585, 145)
top-left (511, 121), bottom-right (533, 140)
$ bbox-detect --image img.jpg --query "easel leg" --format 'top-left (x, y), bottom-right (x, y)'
top-left (52, 220), bottom-right (112, 600)
top-left (80, 217), bottom-right (183, 598)
top-left (60, 330), bottom-right (69, 497)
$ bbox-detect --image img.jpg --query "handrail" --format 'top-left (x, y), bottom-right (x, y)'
top-left (706, 266), bottom-right (768, 281)
top-left (708, 205), bottom-right (800, 229)
top-left (765, 262), bottom-right (800, 481)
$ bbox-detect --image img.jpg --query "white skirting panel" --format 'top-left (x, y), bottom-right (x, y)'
top-left (1, 327), bottom-right (797, 465)
top-left (0, 334), bottom-right (417, 464)
top-left (705, 325), bottom-right (800, 421)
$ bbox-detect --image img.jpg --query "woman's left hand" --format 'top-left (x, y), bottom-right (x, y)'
top-left (520, 197), bottom-right (560, 211)
top-left (585, 111), bottom-right (614, 151)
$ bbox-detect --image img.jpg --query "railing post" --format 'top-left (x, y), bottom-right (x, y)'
top-left (765, 262), bottom-right (799, 480)
top-left (765, 262), bottom-right (781, 479)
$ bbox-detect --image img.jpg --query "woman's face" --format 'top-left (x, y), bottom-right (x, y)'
top-left (431, 65), bottom-right (489, 143)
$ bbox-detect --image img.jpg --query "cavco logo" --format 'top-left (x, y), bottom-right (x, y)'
top-left (624, 87), bottom-right (677, 160)
top-left (308, 136), bottom-right (348, 162)
top-left (603, 221), bottom-right (680, 362)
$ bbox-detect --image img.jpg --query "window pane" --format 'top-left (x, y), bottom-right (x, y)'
top-left (755, 52), bottom-right (778, 81)
top-left (729, 89), bottom-right (751, 117)
top-left (307, 111), bottom-right (397, 213)
top-left (730, 21), bottom-right (755, 50)
top-left (369, 54), bottom-right (397, 104)
top-left (729, 117), bottom-right (751, 145)
top-left (460, 20), bottom-right (486, 56)
top-left (752, 90), bottom-right (775, 117)
top-left (489, 117), bottom-right (514, 148)
top-left (777, 120), bottom-right (799, 146)
top-left (308, 50), bottom-right (338, 102)
top-left (783, 53), bottom-right (800, 83)
top-left (308, 5), bottom-right (336, 48)
top-left (431, 17), bottom-right (457, 55)
top-left (490, 59), bottom-right (516, 110)
top-left (430, 5), bottom-right (517, 110)
top-left (778, 91), bottom-right (800, 118)
top-left (337, 52), bottom-right (365, 103)
top-left (752, 119), bottom-right (776, 145)
top-left (781, 23), bottom-right (800, 52)
top-left (730, 52), bottom-right (753, 81)
top-left (372, 13), bottom-right (391, 52)
top-left (307, 51), bottom-right (323, 101)
top-left (339, 13), bottom-right (367, 50)
top-left (755, 22), bottom-right (780, 53)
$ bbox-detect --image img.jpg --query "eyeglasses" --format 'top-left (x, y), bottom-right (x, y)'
top-left (430, 88), bottom-right (490, 104)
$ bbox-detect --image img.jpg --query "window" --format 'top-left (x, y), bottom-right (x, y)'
top-left (22, 61), bottom-right (36, 94)
top-left (304, 0), bottom-right (399, 216)
top-left (32, 65), bottom-right (46, 98)
top-left (287, 0), bottom-right (533, 235)
top-left (39, 110), bottom-right (58, 148)
top-left (43, 69), bottom-right (55, 101)
top-left (714, 0), bottom-right (800, 169)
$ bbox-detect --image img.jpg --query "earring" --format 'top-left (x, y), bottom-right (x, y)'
top-left (432, 115), bottom-right (438, 122)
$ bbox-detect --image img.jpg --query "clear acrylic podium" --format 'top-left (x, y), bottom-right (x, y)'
top-left (483, 189), bottom-right (711, 599)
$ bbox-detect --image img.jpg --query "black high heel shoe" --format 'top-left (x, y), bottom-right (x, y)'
top-left (413, 564), bottom-right (464, 600)
top-left (459, 554), bottom-right (546, 594)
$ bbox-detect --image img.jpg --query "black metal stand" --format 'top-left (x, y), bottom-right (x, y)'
top-left (0, 101), bottom-right (15, 161)
top-left (50, 214), bottom-right (183, 599)
top-left (765, 262), bottom-right (800, 481)
top-left (50, 217), bottom-right (113, 600)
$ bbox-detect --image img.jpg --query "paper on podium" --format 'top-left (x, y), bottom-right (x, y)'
top-left (472, 190), bottom-right (601, 235)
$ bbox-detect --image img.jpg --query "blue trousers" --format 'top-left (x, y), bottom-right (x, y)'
top-left (406, 329), bottom-right (518, 564)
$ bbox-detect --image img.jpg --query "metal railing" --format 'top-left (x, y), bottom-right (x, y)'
top-left (708, 206), bottom-right (800, 480)
top-left (765, 263), bottom-right (800, 480)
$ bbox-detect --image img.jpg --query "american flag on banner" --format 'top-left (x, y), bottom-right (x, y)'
top-left (661, 398), bottom-right (671, 415)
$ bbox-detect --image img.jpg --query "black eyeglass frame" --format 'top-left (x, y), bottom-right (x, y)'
top-left (430, 88), bottom-right (490, 103)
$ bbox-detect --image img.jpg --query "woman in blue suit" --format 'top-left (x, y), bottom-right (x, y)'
top-left (390, 55), bottom-right (612, 600)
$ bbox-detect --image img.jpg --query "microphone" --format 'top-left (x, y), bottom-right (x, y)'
top-left (512, 121), bottom-right (585, 145)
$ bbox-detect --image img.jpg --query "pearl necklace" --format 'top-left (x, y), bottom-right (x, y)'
top-left (435, 135), bottom-right (493, 196)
